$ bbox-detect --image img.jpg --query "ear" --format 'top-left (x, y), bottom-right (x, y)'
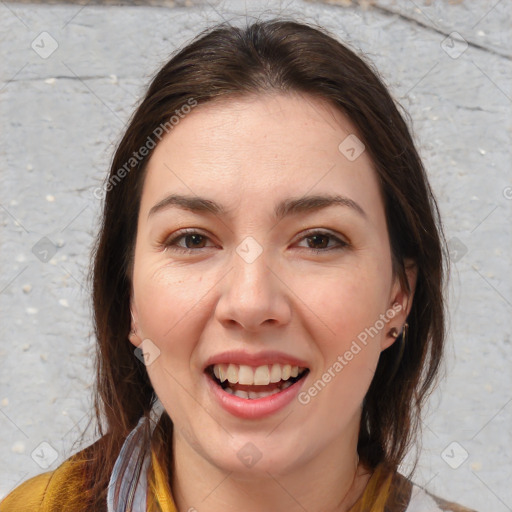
top-left (128, 292), bottom-right (141, 348)
top-left (380, 258), bottom-right (417, 351)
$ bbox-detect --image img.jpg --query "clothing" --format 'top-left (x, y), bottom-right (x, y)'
top-left (0, 412), bottom-right (478, 512)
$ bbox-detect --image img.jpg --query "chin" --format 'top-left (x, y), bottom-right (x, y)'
top-left (204, 439), bottom-right (302, 478)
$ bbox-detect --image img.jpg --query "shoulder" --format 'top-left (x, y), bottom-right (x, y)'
top-left (423, 486), bottom-right (479, 512)
top-left (389, 472), bottom-right (479, 512)
top-left (0, 435), bottom-right (108, 512)
top-left (0, 471), bottom-right (54, 511)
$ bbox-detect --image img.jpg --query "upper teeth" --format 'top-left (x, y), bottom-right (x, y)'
top-left (212, 363), bottom-right (304, 385)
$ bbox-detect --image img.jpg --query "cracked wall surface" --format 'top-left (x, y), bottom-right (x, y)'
top-left (1, 0), bottom-right (511, 509)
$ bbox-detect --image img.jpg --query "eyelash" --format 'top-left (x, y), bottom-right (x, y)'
top-left (160, 229), bottom-right (349, 255)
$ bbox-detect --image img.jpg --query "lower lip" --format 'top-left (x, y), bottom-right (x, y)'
top-left (205, 372), bottom-right (307, 420)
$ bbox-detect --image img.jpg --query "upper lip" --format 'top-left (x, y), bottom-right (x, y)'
top-left (203, 350), bottom-right (310, 371)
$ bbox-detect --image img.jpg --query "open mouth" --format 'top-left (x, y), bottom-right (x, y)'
top-left (206, 364), bottom-right (310, 400)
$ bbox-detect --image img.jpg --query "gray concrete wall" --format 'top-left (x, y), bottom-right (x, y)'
top-left (1, 0), bottom-right (511, 510)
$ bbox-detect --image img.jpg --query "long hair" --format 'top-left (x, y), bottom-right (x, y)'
top-left (79, 17), bottom-right (448, 509)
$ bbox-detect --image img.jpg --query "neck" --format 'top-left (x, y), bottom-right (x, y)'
top-left (169, 425), bottom-right (372, 512)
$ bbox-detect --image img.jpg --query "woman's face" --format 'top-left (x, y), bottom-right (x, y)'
top-left (129, 93), bottom-right (414, 476)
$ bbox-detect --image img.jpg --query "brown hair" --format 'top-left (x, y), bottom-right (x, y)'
top-left (79, 17), bottom-right (448, 509)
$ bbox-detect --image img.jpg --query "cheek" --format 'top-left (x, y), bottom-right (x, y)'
top-left (133, 266), bottom-right (210, 416)
top-left (297, 269), bottom-right (385, 421)
top-left (292, 260), bottom-right (391, 351)
top-left (134, 262), bottom-right (204, 339)
top-left (132, 263), bottom-right (212, 386)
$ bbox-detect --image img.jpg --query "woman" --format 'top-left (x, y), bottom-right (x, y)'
top-left (1, 18), bottom-right (477, 512)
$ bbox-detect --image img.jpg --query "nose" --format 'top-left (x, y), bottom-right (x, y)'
top-left (215, 247), bottom-right (292, 332)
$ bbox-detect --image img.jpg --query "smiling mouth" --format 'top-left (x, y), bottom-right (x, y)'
top-left (206, 365), bottom-right (310, 400)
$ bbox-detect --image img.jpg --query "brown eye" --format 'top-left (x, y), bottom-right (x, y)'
top-left (306, 234), bottom-right (330, 250)
top-left (180, 234), bottom-right (207, 249)
top-left (162, 230), bottom-right (214, 253)
top-left (296, 230), bottom-right (348, 253)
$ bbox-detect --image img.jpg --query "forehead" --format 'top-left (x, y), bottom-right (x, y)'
top-left (139, 92), bottom-right (384, 226)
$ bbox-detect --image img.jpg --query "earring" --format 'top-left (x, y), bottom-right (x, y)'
top-left (388, 327), bottom-right (399, 338)
top-left (401, 322), bottom-right (408, 342)
top-left (388, 323), bottom-right (408, 340)
top-left (396, 322), bottom-right (408, 355)
top-left (388, 322), bottom-right (408, 383)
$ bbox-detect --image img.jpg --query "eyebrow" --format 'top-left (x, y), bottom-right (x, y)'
top-left (147, 193), bottom-right (367, 221)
